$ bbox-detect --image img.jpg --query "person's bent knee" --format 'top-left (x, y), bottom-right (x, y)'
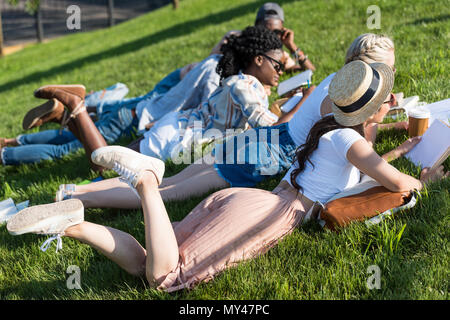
top-left (127, 258), bottom-right (146, 278)
top-left (145, 262), bottom-right (178, 287)
top-left (146, 270), bottom-right (169, 288)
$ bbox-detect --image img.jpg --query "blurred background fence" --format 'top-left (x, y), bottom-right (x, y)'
top-left (0, 0), bottom-right (172, 48)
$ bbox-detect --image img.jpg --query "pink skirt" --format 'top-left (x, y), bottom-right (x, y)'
top-left (158, 182), bottom-right (308, 292)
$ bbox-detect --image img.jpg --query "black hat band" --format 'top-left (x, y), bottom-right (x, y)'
top-left (335, 67), bottom-right (380, 113)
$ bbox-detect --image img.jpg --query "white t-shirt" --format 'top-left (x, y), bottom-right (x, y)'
top-left (287, 73), bottom-right (335, 146)
top-left (282, 128), bottom-right (365, 204)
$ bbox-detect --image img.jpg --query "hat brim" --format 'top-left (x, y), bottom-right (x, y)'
top-left (331, 62), bottom-right (394, 127)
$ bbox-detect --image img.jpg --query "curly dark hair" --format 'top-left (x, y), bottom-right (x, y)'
top-left (216, 26), bottom-right (283, 81)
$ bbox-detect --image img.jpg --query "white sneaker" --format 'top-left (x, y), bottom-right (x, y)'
top-left (7, 199), bottom-right (84, 252)
top-left (91, 146), bottom-right (165, 187)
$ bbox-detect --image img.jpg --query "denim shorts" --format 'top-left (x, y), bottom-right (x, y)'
top-left (213, 122), bottom-right (297, 187)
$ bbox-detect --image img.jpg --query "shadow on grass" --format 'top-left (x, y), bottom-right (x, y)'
top-left (0, 152), bottom-right (94, 202)
top-left (404, 14), bottom-right (450, 26)
top-left (0, 0), bottom-right (296, 94)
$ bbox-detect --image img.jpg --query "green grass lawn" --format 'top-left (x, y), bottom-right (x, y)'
top-left (0, 0), bottom-right (449, 300)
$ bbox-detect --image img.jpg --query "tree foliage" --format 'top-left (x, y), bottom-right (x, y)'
top-left (7, 0), bottom-right (40, 15)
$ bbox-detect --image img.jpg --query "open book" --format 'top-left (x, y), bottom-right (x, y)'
top-left (387, 95), bottom-right (420, 116)
top-left (280, 92), bottom-right (303, 113)
top-left (388, 97), bottom-right (450, 127)
top-left (421, 98), bottom-right (450, 126)
top-left (405, 119), bottom-right (450, 170)
top-left (277, 69), bottom-right (312, 96)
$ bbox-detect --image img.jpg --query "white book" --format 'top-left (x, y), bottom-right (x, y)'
top-left (0, 199), bottom-right (29, 224)
top-left (405, 119), bottom-right (450, 170)
top-left (421, 98), bottom-right (450, 126)
top-left (280, 92), bottom-right (303, 113)
top-left (388, 95), bottom-right (420, 113)
top-left (0, 198), bottom-right (18, 224)
top-left (388, 97), bottom-right (450, 127)
top-left (277, 70), bottom-right (312, 96)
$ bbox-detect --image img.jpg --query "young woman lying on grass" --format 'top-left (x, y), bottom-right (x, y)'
top-left (64, 33), bottom-right (414, 208)
top-left (8, 61), bottom-right (448, 292)
top-left (1, 26), bottom-right (286, 173)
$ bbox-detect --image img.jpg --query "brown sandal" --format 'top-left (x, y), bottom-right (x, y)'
top-left (22, 99), bottom-right (65, 130)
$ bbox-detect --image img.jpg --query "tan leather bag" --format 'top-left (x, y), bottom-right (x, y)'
top-left (319, 177), bottom-right (416, 231)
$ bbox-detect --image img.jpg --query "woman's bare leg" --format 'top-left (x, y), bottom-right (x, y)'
top-left (72, 177), bottom-right (141, 209)
top-left (160, 152), bottom-right (216, 187)
top-left (65, 221), bottom-right (147, 276)
top-left (65, 171), bottom-right (179, 285)
top-left (159, 162), bottom-right (229, 201)
top-left (136, 171), bottom-right (179, 283)
top-left (73, 152), bottom-right (229, 207)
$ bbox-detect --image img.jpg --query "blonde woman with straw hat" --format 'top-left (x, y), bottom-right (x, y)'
top-left (8, 61), bottom-right (448, 292)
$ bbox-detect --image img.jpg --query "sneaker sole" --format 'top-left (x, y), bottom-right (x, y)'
top-left (7, 199), bottom-right (83, 236)
top-left (22, 99), bottom-right (59, 130)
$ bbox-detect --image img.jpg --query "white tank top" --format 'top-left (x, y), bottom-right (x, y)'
top-left (287, 73), bottom-right (335, 147)
top-left (282, 128), bottom-right (365, 204)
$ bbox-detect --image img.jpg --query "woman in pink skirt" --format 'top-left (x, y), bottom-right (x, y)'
top-left (7, 61), bottom-right (448, 292)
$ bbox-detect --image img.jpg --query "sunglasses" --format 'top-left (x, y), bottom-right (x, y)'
top-left (272, 29), bottom-right (284, 37)
top-left (383, 93), bottom-right (395, 105)
top-left (261, 53), bottom-right (285, 73)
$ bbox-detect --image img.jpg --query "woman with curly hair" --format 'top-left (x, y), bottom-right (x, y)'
top-left (135, 25), bottom-right (286, 161)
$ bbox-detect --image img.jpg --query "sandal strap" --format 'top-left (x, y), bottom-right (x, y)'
top-left (58, 101), bottom-right (86, 134)
top-left (70, 100), bottom-right (86, 118)
top-left (59, 109), bottom-right (70, 134)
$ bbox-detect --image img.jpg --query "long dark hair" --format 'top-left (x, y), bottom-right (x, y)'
top-left (216, 25), bottom-right (282, 81)
top-left (290, 115), bottom-right (365, 192)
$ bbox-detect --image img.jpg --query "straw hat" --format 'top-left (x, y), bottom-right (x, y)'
top-left (328, 60), bottom-right (394, 126)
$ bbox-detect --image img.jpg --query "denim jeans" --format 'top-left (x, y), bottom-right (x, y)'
top-left (1, 130), bottom-right (83, 165)
top-left (1, 68), bottom-right (182, 166)
top-left (98, 68), bottom-right (182, 116)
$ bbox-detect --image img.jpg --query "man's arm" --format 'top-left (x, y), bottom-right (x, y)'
top-left (280, 28), bottom-right (316, 72)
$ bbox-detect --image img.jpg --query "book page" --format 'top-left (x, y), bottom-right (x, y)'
top-left (422, 98), bottom-right (450, 126)
top-left (389, 96), bottom-right (419, 113)
top-left (280, 93), bottom-right (303, 113)
top-left (277, 70), bottom-right (312, 96)
top-left (405, 120), bottom-right (450, 169)
top-left (0, 198), bottom-right (18, 224)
